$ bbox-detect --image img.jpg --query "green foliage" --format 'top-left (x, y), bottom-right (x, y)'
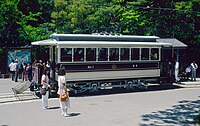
top-left (0, 0), bottom-right (20, 46)
top-left (0, 0), bottom-right (199, 45)
top-left (0, 0), bottom-right (200, 74)
top-left (0, 0), bottom-right (54, 47)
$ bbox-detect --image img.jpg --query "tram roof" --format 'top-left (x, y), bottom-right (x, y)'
top-left (157, 38), bottom-right (187, 48)
top-left (31, 39), bottom-right (58, 46)
top-left (31, 39), bottom-right (172, 47)
top-left (49, 33), bottom-right (159, 42)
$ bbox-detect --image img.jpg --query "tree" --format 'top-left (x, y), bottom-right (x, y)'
top-left (17, 0), bottom-right (54, 42)
top-left (138, 0), bottom-right (200, 44)
top-left (0, 0), bottom-right (21, 47)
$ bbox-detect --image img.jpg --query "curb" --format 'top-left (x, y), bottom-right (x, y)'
top-left (173, 82), bottom-right (200, 88)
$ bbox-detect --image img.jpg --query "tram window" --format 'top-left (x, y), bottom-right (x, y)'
top-left (98, 48), bottom-right (108, 61)
top-left (61, 48), bottom-right (72, 62)
top-left (74, 48), bottom-right (84, 62)
top-left (131, 48), bottom-right (139, 60)
top-left (109, 48), bottom-right (119, 61)
top-left (151, 48), bottom-right (159, 60)
top-left (86, 48), bottom-right (96, 61)
top-left (141, 48), bottom-right (149, 60)
top-left (120, 48), bottom-right (129, 61)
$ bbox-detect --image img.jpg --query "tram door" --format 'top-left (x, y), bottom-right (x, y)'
top-left (160, 47), bottom-right (174, 83)
top-left (49, 46), bottom-right (57, 80)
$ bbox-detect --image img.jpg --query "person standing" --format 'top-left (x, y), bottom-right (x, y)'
top-left (38, 60), bottom-right (44, 84)
top-left (14, 59), bottom-right (19, 82)
top-left (27, 62), bottom-right (32, 82)
top-left (46, 61), bottom-right (51, 79)
top-left (20, 59), bottom-right (27, 81)
top-left (185, 66), bottom-right (191, 80)
top-left (190, 61), bottom-right (198, 81)
top-left (32, 62), bottom-right (39, 90)
top-left (9, 60), bottom-right (15, 81)
top-left (174, 61), bottom-right (180, 82)
top-left (57, 68), bottom-right (70, 117)
top-left (41, 69), bottom-right (50, 109)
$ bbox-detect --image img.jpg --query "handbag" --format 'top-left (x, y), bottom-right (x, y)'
top-left (59, 92), bottom-right (69, 102)
top-left (40, 88), bottom-right (47, 95)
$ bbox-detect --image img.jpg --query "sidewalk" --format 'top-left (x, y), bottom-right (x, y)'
top-left (174, 78), bottom-right (200, 88)
top-left (0, 79), bottom-right (38, 103)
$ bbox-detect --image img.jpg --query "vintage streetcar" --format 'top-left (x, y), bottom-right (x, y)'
top-left (32, 33), bottom-right (179, 94)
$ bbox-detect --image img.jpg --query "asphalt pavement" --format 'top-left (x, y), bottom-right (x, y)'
top-left (0, 78), bottom-right (200, 126)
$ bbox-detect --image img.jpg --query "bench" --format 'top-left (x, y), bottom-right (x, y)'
top-left (12, 81), bottom-right (37, 100)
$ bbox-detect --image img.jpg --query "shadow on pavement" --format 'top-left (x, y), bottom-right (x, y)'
top-left (68, 112), bottom-right (81, 117)
top-left (48, 106), bottom-right (60, 110)
top-left (139, 99), bottom-right (200, 126)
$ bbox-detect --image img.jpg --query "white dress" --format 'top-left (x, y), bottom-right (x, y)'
top-left (57, 76), bottom-right (70, 109)
top-left (174, 61), bottom-right (180, 81)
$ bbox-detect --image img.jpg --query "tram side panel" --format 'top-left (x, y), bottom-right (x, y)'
top-left (65, 69), bottom-right (160, 82)
top-left (63, 69), bottom-right (160, 94)
top-left (57, 61), bottom-right (161, 93)
top-left (60, 61), bottom-right (160, 82)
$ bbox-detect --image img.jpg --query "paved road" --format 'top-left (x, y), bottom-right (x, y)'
top-left (0, 85), bottom-right (199, 126)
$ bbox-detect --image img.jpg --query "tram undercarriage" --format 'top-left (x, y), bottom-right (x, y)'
top-left (66, 78), bottom-right (158, 94)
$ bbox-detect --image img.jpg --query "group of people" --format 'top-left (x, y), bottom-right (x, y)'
top-left (9, 59), bottom-right (51, 83)
top-left (9, 59), bottom-right (32, 82)
top-left (184, 61), bottom-right (198, 81)
top-left (163, 59), bottom-right (198, 83)
top-left (174, 60), bottom-right (198, 82)
top-left (9, 59), bottom-right (70, 117)
top-left (40, 67), bottom-right (70, 117)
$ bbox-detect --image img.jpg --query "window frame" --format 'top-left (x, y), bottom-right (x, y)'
top-left (109, 48), bottom-right (119, 61)
top-left (86, 48), bottom-right (96, 62)
top-left (74, 48), bottom-right (85, 62)
top-left (60, 48), bottom-right (73, 62)
top-left (120, 48), bottom-right (130, 61)
top-left (98, 48), bottom-right (108, 61)
top-left (131, 48), bottom-right (140, 61)
top-left (150, 48), bottom-right (159, 60)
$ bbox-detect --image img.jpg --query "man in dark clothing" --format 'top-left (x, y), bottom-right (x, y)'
top-left (38, 60), bottom-right (44, 84)
top-left (20, 59), bottom-right (27, 81)
top-left (27, 62), bottom-right (32, 82)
